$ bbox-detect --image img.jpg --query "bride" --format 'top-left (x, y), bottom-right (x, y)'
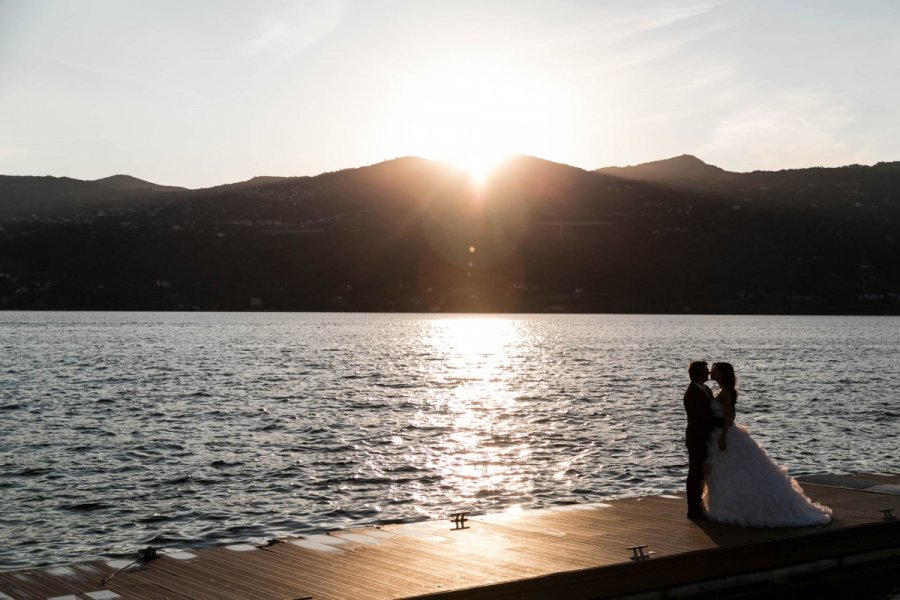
top-left (702, 362), bottom-right (832, 527)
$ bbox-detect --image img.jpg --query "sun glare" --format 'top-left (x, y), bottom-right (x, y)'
top-left (388, 58), bottom-right (567, 185)
top-left (437, 316), bottom-right (517, 363)
top-left (442, 148), bottom-right (512, 187)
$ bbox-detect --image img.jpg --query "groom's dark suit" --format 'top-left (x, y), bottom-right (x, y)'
top-left (684, 381), bottom-right (714, 516)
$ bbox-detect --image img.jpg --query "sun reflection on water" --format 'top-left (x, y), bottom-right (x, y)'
top-left (416, 317), bottom-right (537, 511)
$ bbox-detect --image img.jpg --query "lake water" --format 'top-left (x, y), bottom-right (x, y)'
top-left (1, 312), bottom-right (898, 570)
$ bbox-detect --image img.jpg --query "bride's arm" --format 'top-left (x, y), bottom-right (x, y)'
top-left (718, 389), bottom-right (735, 450)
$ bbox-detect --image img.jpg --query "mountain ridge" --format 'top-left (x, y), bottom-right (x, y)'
top-left (92, 174), bottom-right (187, 192)
top-left (597, 154), bottom-right (731, 179)
top-left (1, 154), bottom-right (898, 314)
top-left (6, 153), bottom-right (899, 199)
top-left (0, 153), bottom-right (885, 220)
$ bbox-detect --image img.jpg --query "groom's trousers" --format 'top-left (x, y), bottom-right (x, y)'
top-left (686, 439), bottom-right (708, 514)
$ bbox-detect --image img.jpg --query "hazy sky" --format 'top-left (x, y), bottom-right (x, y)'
top-left (1, 0), bottom-right (898, 188)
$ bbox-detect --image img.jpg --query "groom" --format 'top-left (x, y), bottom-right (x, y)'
top-left (684, 361), bottom-right (714, 519)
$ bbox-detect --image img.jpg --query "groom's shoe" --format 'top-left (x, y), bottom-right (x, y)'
top-left (687, 510), bottom-right (708, 520)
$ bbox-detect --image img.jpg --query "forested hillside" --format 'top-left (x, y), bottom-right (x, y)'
top-left (2, 155), bottom-right (898, 313)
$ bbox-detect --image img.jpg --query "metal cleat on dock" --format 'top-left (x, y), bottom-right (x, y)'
top-left (101, 546), bottom-right (160, 585)
top-left (627, 544), bottom-right (654, 561)
top-left (879, 508), bottom-right (895, 521)
top-left (450, 512), bottom-right (470, 530)
top-left (263, 538), bottom-right (286, 546)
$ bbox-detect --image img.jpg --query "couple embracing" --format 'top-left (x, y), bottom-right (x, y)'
top-left (684, 361), bottom-right (832, 527)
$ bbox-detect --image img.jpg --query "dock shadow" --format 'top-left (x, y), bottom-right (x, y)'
top-left (691, 516), bottom-right (835, 548)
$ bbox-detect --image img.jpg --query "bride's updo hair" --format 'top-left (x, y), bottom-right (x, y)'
top-left (712, 362), bottom-right (738, 407)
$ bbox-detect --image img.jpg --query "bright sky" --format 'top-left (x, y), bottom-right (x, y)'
top-left (1, 0), bottom-right (898, 188)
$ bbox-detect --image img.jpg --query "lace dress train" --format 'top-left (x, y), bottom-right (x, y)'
top-left (703, 406), bottom-right (831, 528)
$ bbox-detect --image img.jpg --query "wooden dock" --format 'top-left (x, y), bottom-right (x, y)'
top-left (2, 473), bottom-right (898, 600)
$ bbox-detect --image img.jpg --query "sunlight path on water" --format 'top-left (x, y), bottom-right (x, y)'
top-left (418, 317), bottom-right (536, 509)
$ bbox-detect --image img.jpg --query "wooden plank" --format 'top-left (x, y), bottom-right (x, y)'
top-left (105, 581), bottom-right (195, 600)
top-left (0, 561), bottom-right (120, 599)
top-left (211, 543), bottom-right (390, 600)
top-left (2, 475), bottom-right (897, 600)
top-left (246, 542), bottom-right (370, 600)
top-left (0, 569), bottom-right (72, 598)
top-left (252, 539), bottom-right (429, 599)
top-left (320, 531), bottom-right (505, 590)
top-left (401, 491), bottom-right (900, 600)
top-left (377, 526), bottom-right (553, 582)
top-left (108, 566), bottom-right (251, 600)
top-left (131, 551), bottom-right (291, 600)
top-left (404, 523), bottom-right (900, 600)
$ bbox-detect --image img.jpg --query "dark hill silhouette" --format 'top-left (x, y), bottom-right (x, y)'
top-left (0, 174), bottom-right (186, 218)
top-left (598, 154), bottom-right (732, 183)
top-left (206, 175), bottom-right (297, 191)
top-left (1, 155), bottom-right (898, 313)
top-left (597, 155), bottom-right (900, 204)
top-left (92, 174), bottom-right (186, 193)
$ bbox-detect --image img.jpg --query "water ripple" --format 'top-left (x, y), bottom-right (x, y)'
top-left (1, 312), bottom-right (898, 570)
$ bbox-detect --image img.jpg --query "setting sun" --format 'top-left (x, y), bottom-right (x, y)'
top-left (387, 57), bottom-right (569, 184)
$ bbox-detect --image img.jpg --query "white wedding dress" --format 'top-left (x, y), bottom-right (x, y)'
top-left (702, 393), bottom-right (832, 527)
